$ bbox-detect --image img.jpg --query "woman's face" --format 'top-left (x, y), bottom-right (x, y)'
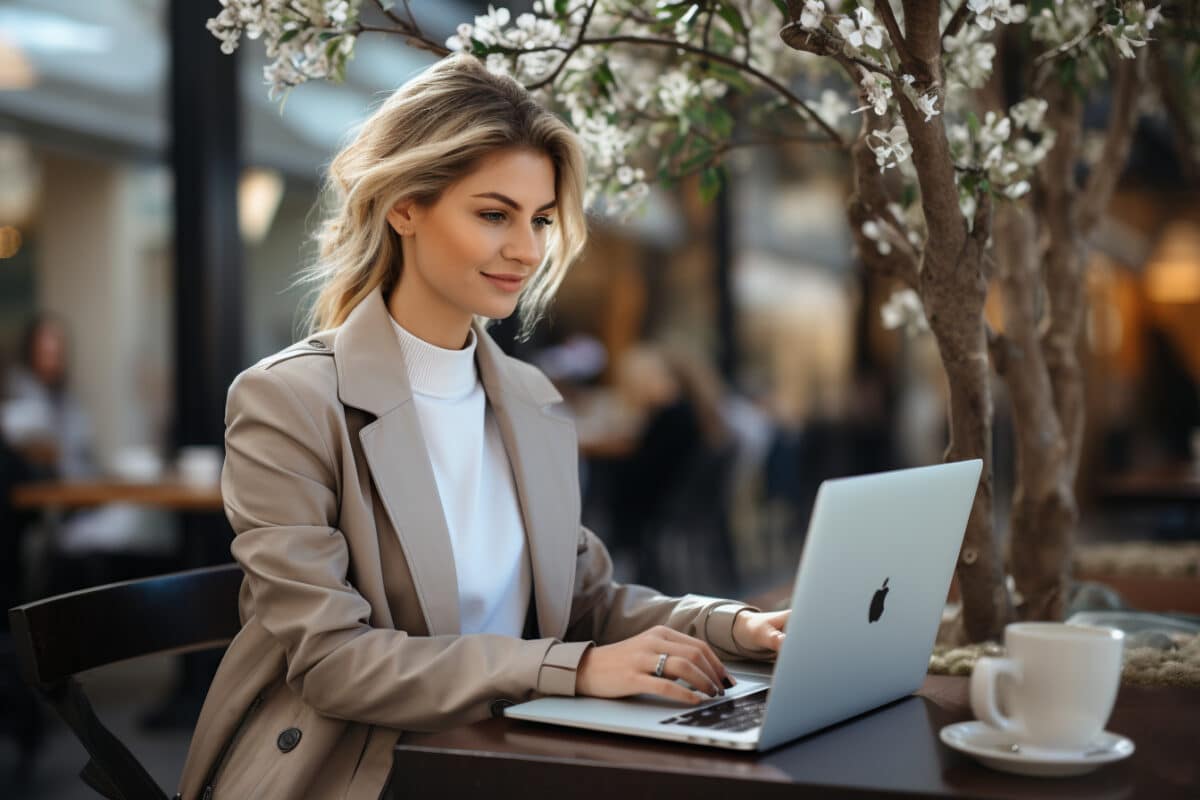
top-left (30, 322), bottom-right (67, 388)
top-left (386, 147), bottom-right (557, 337)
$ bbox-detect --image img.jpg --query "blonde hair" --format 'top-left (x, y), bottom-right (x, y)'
top-left (300, 53), bottom-right (589, 340)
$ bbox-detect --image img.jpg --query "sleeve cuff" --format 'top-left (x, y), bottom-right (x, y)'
top-left (535, 640), bottom-right (594, 696)
top-left (704, 602), bottom-right (776, 659)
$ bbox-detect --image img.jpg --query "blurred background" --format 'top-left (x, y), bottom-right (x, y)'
top-left (0, 0), bottom-right (1197, 796)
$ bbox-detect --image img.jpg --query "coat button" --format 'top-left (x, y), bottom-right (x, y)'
top-left (489, 699), bottom-right (514, 718)
top-left (277, 727), bottom-right (302, 752)
top-left (306, 339), bottom-right (327, 349)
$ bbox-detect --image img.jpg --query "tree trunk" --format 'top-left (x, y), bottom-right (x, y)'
top-left (994, 204), bottom-right (1077, 622)
top-left (1003, 55), bottom-right (1144, 621)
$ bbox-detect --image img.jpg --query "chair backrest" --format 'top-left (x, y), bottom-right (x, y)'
top-left (8, 564), bottom-right (243, 800)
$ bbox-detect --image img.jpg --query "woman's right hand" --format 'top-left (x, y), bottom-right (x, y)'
top-left (574, 626), bottom-right (736, 705)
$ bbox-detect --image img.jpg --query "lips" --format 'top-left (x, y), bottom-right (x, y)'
top-left (481, 272), bottom-right (526, 293)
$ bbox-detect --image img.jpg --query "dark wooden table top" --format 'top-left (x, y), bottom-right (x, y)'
top-left (392, 674), bottom-right (1199, 799)
top-left (10, 479), bottom-right (223, 511)
top-left (1096, 464), bottom-right (1200, 505)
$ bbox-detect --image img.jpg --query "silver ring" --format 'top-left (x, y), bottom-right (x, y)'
top-left (654, 653), bottom-right (668, 678)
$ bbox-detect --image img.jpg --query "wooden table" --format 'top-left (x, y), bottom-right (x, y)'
top-left (391, 674), bottom-right (1198, 799)
top-left (10, 479), bottom-right (223, 512)
top-left (1096, 464), bottom-right (1200, 506)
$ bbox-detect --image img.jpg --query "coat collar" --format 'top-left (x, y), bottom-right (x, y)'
top-left (334, 287), bottom-right (577, 641)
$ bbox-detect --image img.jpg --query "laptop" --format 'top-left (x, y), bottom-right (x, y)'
top-left (504, 459), bottom-right (982, 751)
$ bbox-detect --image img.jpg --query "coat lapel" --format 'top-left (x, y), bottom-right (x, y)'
top-left (333, 287), bottom-right (580, 642)
top-left (474, 326), bottom-right (580, 641)
top-left (335, 289), bottom-right (461, 637)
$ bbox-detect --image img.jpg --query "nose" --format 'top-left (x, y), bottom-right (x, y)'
top-left (501, 223), bottom-right (544, 268)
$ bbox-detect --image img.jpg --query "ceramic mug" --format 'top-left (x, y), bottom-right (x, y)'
top-left (970, 622), bottom-right (1124, 751)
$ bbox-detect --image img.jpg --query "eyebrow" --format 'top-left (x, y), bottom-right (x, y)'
top-left (471, 192), bottom-right (557, 213)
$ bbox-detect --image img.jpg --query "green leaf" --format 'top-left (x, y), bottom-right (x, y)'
top-left (709, 107), bottom-right (735, 139)
top-left (966, 111), bottom-right (980, 138)
top-left (678, 146), bottom-right (714, 174)
top-left (715, 2), bottom-right (747, 35)
top-left (593, 60), bottom-right (616, 99)
top-left (656, 1), bottom-right (697, 22)
top-left (699, 166), bottom-right (724, 202)
top-left (554, 0), bottom-right (569, 16)
top-left (901, 183), bottom-right (917, 208)
top-left (771, 0), bottom-right (789, 17)
top-left (279, 29), bottom-right (299, 45)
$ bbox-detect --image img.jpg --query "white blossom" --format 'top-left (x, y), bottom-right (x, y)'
top-left (1003, 180), bottom-right (1031, 199)
top-left (852, 70), bottom-right (892, 116)
top-left (915, 92), bottom-right (940, 122)
top-left (967, 0), bottom-right (1028, 32)
top-left (868, 125), bottom-right (912, 171)
top-left (800, 0), bottom-right (826, 29)
top-left (836, 6), bottom-right (886, 52)
top-left (1008, 98), bottom-right (1048, 132)
top-left (861, 219), bottom-right (892, 255)
top-left (881, 289), bottom-right (929, 337)
top-left (943, 24), bottom-right (995, 90)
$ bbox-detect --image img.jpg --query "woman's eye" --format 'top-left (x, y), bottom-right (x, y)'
top-left (480, 211), bottom-right (506, 223)
top-left (534, 216), bottom-right (554, 229)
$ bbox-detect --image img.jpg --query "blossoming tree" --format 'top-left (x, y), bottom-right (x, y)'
top-left (208, 0), bottom-right (1193, 643)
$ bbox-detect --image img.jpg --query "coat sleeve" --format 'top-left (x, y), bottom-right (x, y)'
top-left (222, 365), bottom-right (592, 733)
top-left (563, 526), bottom-right (779, 664)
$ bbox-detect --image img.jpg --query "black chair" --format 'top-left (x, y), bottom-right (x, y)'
top-left (7, 564), bottom-right (243, 800)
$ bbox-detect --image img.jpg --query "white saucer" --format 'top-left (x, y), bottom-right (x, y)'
top-left (939, 721), bottom-right (1135, 777)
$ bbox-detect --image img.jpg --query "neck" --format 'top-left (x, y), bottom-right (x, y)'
top-left (386, 279), bottom-right (473, 350)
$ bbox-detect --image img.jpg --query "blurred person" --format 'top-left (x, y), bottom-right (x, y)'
top-left (178, 54), bottom-right (788, 800)
top-left (2, 312), bottom-right (92, 479)
top-left (608, 343), bottom-right (735, 592)
top-left (1, 314), bottom-right (171, 591)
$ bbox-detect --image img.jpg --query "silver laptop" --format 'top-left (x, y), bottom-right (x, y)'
top-left (505, 459), bottom-right (982, 751)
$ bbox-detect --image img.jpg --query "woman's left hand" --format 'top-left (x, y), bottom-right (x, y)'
top-left (732, 609), bottom-right (790, 653)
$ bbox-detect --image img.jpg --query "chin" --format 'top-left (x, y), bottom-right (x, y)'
top-left (477, 299), bottom-right (521, 321)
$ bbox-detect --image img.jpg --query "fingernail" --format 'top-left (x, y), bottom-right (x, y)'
top-left (721, 677), bottom-right (734, 689)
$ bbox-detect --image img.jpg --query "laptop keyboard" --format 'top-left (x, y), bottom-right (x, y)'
top-left (659, 688), bottom-right (769, 732)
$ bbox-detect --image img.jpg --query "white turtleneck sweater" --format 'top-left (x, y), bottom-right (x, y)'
top-left (391, 318), bottom-right (532, 637)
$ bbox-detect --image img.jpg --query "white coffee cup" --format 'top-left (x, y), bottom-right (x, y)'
top-left (970, 622), bottom-right (1124, 751)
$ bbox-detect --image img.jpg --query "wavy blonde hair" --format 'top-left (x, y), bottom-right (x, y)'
top-left (300, 53), bottom-right (589, 340)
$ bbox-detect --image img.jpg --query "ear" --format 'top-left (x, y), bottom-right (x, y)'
top-left (386, 198), bottom-right (419, 237)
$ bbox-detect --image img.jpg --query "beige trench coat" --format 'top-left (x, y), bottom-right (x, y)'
top-left (176, 287), bottom-right (770, 800)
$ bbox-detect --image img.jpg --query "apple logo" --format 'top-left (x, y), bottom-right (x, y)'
top-left (868, 578), bottom-right (889, 623)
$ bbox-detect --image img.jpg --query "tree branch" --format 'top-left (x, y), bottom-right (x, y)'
top-left (780, 23), bottom-right (903, 83)
top-left (847, 107), bottom-right (921, 291)
top-left (874, 1), bottom-right (912, 65)
top-left (353, 23), bottom-right (451, 56)
top-left (941, 0), bottom-right (971, 44)
top-left (351, 3), bottom-right (846, 148)
top-left (1078, 51), bottom-right (1147, 234)
top-left (523, 0), bottom-right (599, 91)
top-left (536, 33), bottom-right (846, 146)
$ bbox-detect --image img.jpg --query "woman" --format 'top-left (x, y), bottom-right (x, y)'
top-left (178, 54), bottom-right (788, 800)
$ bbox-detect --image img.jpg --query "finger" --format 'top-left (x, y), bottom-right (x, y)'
top-left (638, 675), bottom-right (706, 706)
top-left (653, 653), bottom-right (721, 697)
top-left (656, 628), bottom-right (734, 687)
top-left (655, 640), bottom-right (724, 693)
top-left (754, 623), bottom-right (786, 651)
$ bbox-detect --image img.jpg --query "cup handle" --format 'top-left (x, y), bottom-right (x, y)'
top-left (970, 656), bottom-right (1023, 736)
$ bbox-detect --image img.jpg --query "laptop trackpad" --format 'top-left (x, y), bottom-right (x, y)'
top-left (505, 673), bottom-right (769, 730)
